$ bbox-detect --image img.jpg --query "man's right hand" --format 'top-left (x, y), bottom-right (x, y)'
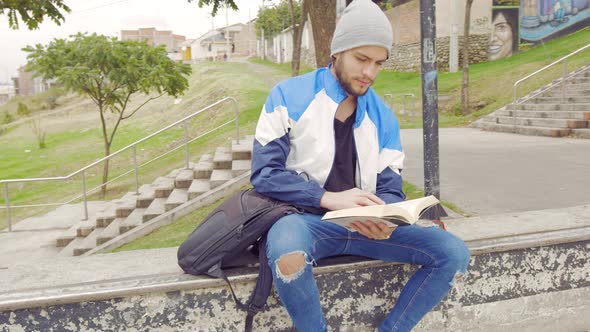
top-left (320, 188), bottom-right (385, 211)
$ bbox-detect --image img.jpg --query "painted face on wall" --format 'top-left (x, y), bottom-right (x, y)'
top-left (489, 12), bottom-right (514, 60)
top-left (332, 45), bottom-right (387, 97)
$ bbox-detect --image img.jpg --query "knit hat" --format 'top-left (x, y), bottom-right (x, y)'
top-left (330, 0), bottom-right (393, 58)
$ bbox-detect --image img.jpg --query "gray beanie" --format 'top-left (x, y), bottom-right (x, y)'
top-left (330, 0), bottom-right (393, 58)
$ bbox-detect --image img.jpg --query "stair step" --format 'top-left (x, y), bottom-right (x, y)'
top-left (544, 89), bottom-right (590, 97)
top-left (58, 236), bottom-right (85, 257)
top-left (532, 96), bottom-right (590, 104)
top-left (96, 217), bottom-right (124, 246)
top-left (175, 169), bottom-right (194, 188)
top-left (482, 116), bottom-right (587, 129)
top-left (193, 161), bottom-right (214, 179)
top-left (572, 128), bottom-right (590, 139)
top-left (120, 208), bottom-right (147, 234)
top-left (494, 109), bottom-right (590, 120)
top-left (56, 225), bottom-right (78, 247)
top-left (231, 138), bottom-right (254, 160)
top-left (232, 159), bottom-right (251, 176)
top-left (76, 218), bottom-right (97, 237)
top-left (153, 177), bottom-right (175, 198)
top-left (166, 169), bottom-right (181, 178)
top-left (114, 192), bottom-right (138, 218)
top-left (165, 188), bottom-right (188, 211)
top-left (72, 228), bottom-right (104, 256)
top-left (136, 184), bottom-right (156, 208)
top-left (507, 103), bottom-right (590, 112)
top-left (142, 198), bottom-right (167, 222)
top-left (213, 146), bottom-right (232, 169)
top-left (188, 179), bottom-right (211, 200)
top-left (199, 154), bottom-right (213, 162)
top-left (474, 122), bottom-right (571, 137)
top-left (210, 169), bottom-right (234, 188)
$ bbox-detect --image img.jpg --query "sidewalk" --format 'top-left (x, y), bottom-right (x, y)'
top-left (401, 128), bottom-right (590, 216)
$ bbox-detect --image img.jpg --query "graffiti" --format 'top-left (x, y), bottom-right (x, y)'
top-left (423, 39), bottom-right (436, 64)
top-left (520, 0), bottom-right (590, 42)
top-left (473, 16), bottom-right (490, 26)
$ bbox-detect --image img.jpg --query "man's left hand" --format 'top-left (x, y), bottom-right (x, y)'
top-left (350, 219), bottom-right (396, 240)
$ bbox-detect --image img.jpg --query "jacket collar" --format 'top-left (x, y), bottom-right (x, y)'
top-left (322, 65), bottom-right (368, 128)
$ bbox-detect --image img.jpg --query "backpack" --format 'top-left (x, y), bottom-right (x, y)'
top-left (177, 188), bottom-right (302, 331)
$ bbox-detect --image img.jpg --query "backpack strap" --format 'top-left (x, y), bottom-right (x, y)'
top-left (207, 236), bottom-right (274, 332)
top-left (244, 235), bottom-right (273, 332)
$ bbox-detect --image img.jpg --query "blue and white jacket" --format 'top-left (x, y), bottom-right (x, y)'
top-left (250, 66), bottom-right (405, 210)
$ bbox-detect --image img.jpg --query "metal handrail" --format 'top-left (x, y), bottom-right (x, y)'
top-left (1, 97), bottom-right (240, 231)
top-left (384, 93), bottom-right (416, 121)
top-left (512, 44), bottom-right (590, 106)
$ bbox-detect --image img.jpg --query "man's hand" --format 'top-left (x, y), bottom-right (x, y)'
top-left (320, 188), bottom-right (385, 210)
top-left (350, 219), bottom-right (396, 240)
top-left (320, 188), bottom-right (395, 240)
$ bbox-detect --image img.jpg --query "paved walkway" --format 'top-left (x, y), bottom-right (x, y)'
top-left (401, 128), bottom-right (590, 216)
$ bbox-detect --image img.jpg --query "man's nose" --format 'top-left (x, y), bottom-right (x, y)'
top-left (362, 63), bottom-right (379, 80)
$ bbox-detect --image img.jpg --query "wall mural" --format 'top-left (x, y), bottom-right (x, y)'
top-left (490, 8), bottom-right (520, 60)
top-left (520, 0), bottom-right (590, 42)
top-left (489, 0), bottom-right (589, 61)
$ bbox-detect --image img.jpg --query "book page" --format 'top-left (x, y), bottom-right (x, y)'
top-left (322, 195), bottom-right (439, 224)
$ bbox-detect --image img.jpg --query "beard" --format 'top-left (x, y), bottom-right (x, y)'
top-left (333, 58), bottom-right (371, 97)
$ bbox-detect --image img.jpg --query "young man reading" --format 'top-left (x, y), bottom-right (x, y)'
top-left (250, 0), bottom-right (470, 330)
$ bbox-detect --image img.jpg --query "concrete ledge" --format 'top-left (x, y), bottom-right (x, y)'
top-left (1, 205), bottom-right (589, 331)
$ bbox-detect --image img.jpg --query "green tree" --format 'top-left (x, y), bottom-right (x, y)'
top-left (1, 0), bottom-right (70, 30)
top-left (187, 0), bottom-right (238, 16)
top-left (256, 0), bottom-right (301, 39)
top-left (24, 33), bottom-right (192, 194)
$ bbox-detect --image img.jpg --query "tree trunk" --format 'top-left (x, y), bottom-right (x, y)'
top-left (290, 0), bottom-right (308, 76)
top-left (461, 0), bottom-right (474, 115)
top-left (308, 0), bottom-right (336, 68)
top-left (101, 143), bottom-right (111, 197)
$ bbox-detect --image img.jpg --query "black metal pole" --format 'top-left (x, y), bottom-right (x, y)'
top-left (419, 0), bottom-right (440, 199)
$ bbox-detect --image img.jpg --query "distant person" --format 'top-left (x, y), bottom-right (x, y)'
top-left (489, 10), bottom-right (518, 60)
top-left (250, 0), bottom-right (470, 331)
top-left (223, 53), bottom-right (228, 62)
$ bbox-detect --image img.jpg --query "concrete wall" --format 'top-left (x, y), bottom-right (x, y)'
top-left (1, 240), bottom-right (588, 331)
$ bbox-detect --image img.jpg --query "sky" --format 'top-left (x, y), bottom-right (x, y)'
top-left (0, 0), bottom-right (263, 84)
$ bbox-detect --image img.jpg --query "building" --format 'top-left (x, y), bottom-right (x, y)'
top-left (13, 66), bottom-right (48, 96)
top-left (120, 28), bottom-right (186, 53)
top-left (186, 21), bottom-right (258, 62)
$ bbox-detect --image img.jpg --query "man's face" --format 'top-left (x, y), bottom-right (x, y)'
top-left (332, 46), bottom-right (388, 97)
top-left (489, 12), bottom-right (513, 60)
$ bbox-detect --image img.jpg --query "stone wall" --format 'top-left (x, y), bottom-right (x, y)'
top-left (385, 34), bottom-right (490, 72)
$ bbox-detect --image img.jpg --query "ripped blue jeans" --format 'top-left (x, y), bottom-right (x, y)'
top-left (266, 212), bottom-right (470, 332)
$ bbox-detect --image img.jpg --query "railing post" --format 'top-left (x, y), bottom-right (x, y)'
top-left (512, 85), bottom-right (518, 130)
top-left (133, 145), bottom-right (139, 195)
top-left (183, 121), bottom-right (190, 169)
top-left (232, 99), bottom-right (240, 145)
top-left (3, 183), bottom-right (12, 232)
top-left (562, 59), bottom-right (567, 103)
top-left (411, 94), bottom-right (416, 122)
top-left (81, 171), bottom-right (88, 221)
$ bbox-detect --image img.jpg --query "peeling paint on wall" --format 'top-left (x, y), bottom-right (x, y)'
top-left (0, 241), bottom-right (588, 331)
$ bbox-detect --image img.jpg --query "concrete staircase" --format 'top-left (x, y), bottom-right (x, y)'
top-left (471, 65), bottom-right (590, 138)
top-left (55, 136), bottom-right (255, 256)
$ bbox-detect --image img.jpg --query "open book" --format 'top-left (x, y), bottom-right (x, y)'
top-left (321, 195), bottom-right (440, 231)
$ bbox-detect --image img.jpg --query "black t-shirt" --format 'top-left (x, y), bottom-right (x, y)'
top-left (324, 112), bottom-right (357, 192)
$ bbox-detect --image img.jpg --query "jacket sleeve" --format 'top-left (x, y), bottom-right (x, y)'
top-left (375, 99), bottom-right (406, 204)
top-left (376, 167), bottom-right (405, 204)
top-left (250, 88), bottom-right (326, 208)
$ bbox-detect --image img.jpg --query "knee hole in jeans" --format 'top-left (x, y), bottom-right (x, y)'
top-left (275, 251), bottom-right (308, 283)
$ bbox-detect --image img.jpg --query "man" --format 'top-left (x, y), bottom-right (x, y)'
top-left (250, 0), bottom-right (470, 330)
